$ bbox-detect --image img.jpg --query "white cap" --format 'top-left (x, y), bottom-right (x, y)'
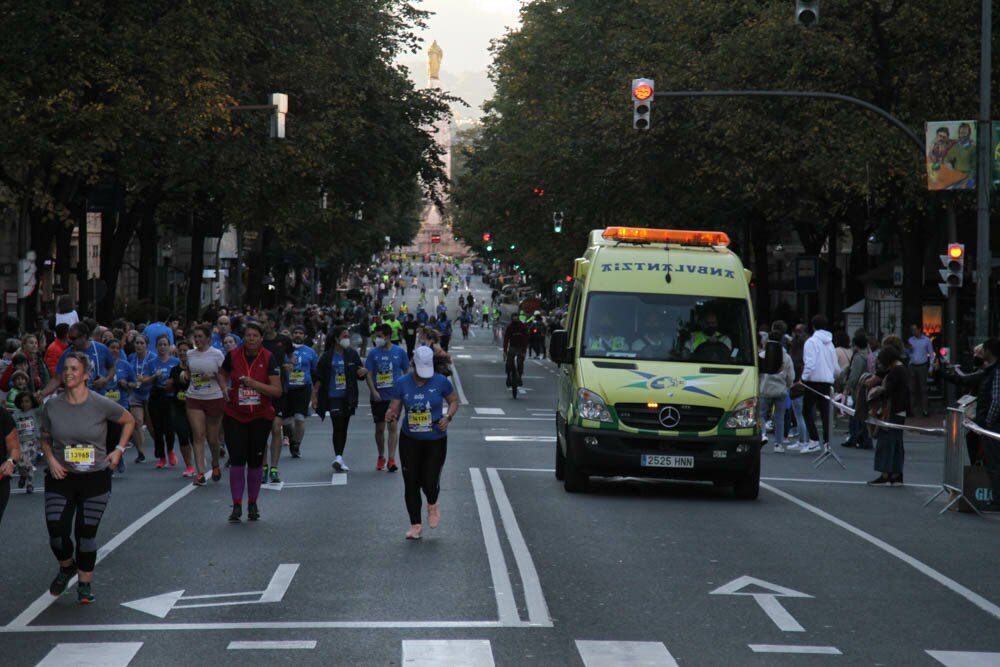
top-left (413, 346), bottom-right (435, 379)
top-left (534, 310), bottom-right (541, 316)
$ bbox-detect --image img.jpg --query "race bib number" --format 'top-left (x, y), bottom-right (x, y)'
top-left (105, 389), bottom-right (121, 402)
top-left (65, 445), bottom-right (96, 468)
top-left (192, 374), bottom-right (211, 389)
top-left (238, 386), bottom-right (261, 406)
top-left (407, 410), bottom-right (432, 433)
top-left (376, 371), bottom-right (393, 388)
top-left (335, 373), bottom-right (347, 391)
top-left (177, 391), bottom-right (186, 402)
top-left (290, 370), bottom-right (306, 386)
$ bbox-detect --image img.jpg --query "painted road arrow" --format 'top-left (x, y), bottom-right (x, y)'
top-left (122, 563), bottom-right (298, 618)
top-left (710, 575), bottom-right (812, 632)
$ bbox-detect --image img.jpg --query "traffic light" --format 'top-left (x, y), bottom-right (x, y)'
top-left (431, 234), bottom-right (441, 244)
top-left (509, 243), bottom-right (516, 251)
top-left (485, 243), bottom-right (493, 252)
top-left (939, 347), bottom-right (951, 364)
top-left (555, 283), bottom-right (564, 293)
top-left (483, 232), bottom-right (491, 242)
top-left (632, 78), bottom-right (654, 130)
top-left (553, 211), bottom-right (564, 233)
top-left (795, 1), bottom-right (819, 26)
top-left (939, 243), bottom-right (965, 293)
top-left (533, 187), bottom-right (545, 197)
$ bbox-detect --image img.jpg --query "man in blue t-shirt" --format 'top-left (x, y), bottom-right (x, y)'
top-left (143, 307), bottom-right (175, 349)
top-left (210, 315), bottom-right (242, 352)
top-left (39, 322), bottom-right (115, 399)
top-left (284, 326), bottom-right (318, 457)
top-left (364, 324), bottom-right (410, 472)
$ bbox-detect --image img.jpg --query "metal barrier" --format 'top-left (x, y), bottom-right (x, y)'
top-left (923, 405), bottom-right (978, 515)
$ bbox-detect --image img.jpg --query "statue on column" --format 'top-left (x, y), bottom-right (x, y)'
top-left (428, 40), bottom-right (443, 80)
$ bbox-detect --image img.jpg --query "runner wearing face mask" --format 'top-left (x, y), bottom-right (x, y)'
top-left (312, 326), bottom-right (367, 473)
top-left (285, 325), bottom-right (318, 458)
top-left (364, 324), bottom-right (410, 472)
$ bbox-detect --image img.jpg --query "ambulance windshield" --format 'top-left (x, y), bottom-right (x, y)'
top-left (581, 292), bottom-right (755, 365)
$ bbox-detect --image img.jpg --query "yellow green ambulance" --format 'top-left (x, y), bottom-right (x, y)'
top-left (549, 227), bottom-right (761, 498)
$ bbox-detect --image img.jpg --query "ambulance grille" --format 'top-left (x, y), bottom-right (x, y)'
top-left (616, 404), bottom-right (723, 432)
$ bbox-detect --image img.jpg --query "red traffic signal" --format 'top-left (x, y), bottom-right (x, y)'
top-left (564, 275), bottom-right (573, 282)
top-left (483, 233), bottom-right (492, 242)
top-left (431, 234), bottom-right (441, 244)
top-left (533, 187), bottom-right (545, 197)
top-left (947, 243), bottom-right (964, 260)
top-left (632, 82), bottom-right (653, 101)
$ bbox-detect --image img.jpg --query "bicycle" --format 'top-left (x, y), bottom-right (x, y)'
top-left (505, 348), bottom-right (524, 399)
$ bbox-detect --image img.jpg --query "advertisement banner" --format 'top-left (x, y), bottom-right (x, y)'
top-left (926, 120), bottom-right (977, 190)
top-left (993, 122), bottom-right (1000, 191)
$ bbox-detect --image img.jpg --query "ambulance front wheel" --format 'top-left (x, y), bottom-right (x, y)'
top-left (555, 437), bottom-right (566, 481)
top-left (733, 447), bottom-right (761, 500)
top-left (563, 443), bottom-right (589, 493)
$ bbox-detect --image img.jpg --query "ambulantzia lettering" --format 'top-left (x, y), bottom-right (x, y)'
top-left (600, 263), bottom-right (736, 278)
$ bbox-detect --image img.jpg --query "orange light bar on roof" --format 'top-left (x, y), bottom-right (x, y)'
top-left (602, 227), bottom-right (731, 247)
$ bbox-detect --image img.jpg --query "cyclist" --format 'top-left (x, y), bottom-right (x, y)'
top-left (503, 317), bottom-right (529, 388)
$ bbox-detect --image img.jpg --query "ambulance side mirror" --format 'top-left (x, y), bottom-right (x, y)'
top-left (550, 330), bottom-right (570, 364)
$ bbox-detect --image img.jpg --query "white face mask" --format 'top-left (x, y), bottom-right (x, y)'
top-left (339, 337), bottom-right (351, 347)
top-left (373, 337), bottom-right (386, 348)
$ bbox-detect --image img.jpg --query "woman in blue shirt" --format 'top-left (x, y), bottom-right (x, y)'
top-left (141, 334), bottom-right (179, 469)
top-left (311, 326), bottom-right (367, 473)
top-left (105, 338), bottom-right (138, 474)
top-left (385, 346), bottom-right (458, 540)
top-left (127, 334), bottom-right (153, 463)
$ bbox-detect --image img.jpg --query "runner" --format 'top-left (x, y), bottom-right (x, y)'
top-left (364, 324), bottom-right (410, 472)
top-left (312, 325), bottom-right (367, 473)
top-left (126, 334), bottom-right (152, 462)
top-left (0, 406), bottom-right (22, 526)
top-left (185, 324), bottom-right (226, 486)
top-left (102, 338), bottom-right (138, 475)
top-left (259, 311), bottom-right (293, 484)
top-left (218, 322), bottom-right (282, 523)
top-left (167, 339), bottom-right (195, 477)
top-left (384, 346), bottom-right (458, 540)
top-left (285, 325), bottom-right (318, 458)
top-left (41, 352), bottom-right (135, 603)
top-left (141, 334), bottom-right (179, 469)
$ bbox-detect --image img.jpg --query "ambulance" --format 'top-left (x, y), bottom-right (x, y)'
top-left (549, 227), bottom-right (761, 498)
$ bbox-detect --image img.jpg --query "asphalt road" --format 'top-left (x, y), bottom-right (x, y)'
top-left (2, 272), bottom-right (1000, 666)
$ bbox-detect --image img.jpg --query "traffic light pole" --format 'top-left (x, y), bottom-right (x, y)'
top-left (975, 0), bottom-right (992, 340)
top-left (945, 204), bottom-right (958, 408)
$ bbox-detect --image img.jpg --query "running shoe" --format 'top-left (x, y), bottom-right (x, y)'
top-left (134, 452), bottom-right (146, 464)
top-left (269, 468), bottom-right (281, 484)
top-left (168, 451), bottom-right (178, 466)
top-left (282, 435), bottom-right (290, 447)
top-left (290, 442), bottom-right (301, 458)
top-left (387, 458), bottom-right (398, 473)
top-left (376, 456), bottom-right (386, 471)
top-left (332, 455), bottom-right (349, 472)
top-left (182, 465), bottom-right (195, 477)
top-left (228, 504), bottom-right (242, 522)
top-left (155, 458), bottom-right (167, 469)
top-left (49, 563), bottom-right (77, 596)
top-left (247, 503), bottom-right (260, 521)
top-left (77, 582), bottom-right (94, 604)
top-left (427, 503), bottom-right (440, 529)
top-left (800, 443), bottom-right (822, 454)
top-left (405, 525), bottom-right (422, 540)
top-left (25, 483), bottom-right (33, 494)
top-left (193, 474), bottom-right (206, 486)
top-left (211, 466), bottom-right (221, 482)
top-left (17, 475), bottom-right (26, 489)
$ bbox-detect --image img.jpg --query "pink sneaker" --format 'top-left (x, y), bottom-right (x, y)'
top-left (182, 466), bottom-right (196, 477)
top-left (427, 504), bottom-right (440, 529)
top-left (155, 458), bottom-right (167, 469)
top-left (168, 451), bottom-right (178, 466)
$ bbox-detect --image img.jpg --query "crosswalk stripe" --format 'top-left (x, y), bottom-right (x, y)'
top-left (37, 642), bottom-right (144, 666)
top-left (402, 639), bottom-right (494, 666)
top-left (749, 645), bottom-right (842, 655)
top-left (926, 650), bottom-right (1000, 666)
top-left (575, 640), bottom-right (680, 666)
top-left (227, 640), bottom-right (316, 650)
top-left (474, 407), bottom-right (506, 415)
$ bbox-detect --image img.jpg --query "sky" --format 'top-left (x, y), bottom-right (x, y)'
top-left (400, 0), bottom-right (523, 112)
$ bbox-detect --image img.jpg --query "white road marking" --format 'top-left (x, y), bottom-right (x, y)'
top-left (469, 468), bottom-right (520, 626)
top-left (6, 620), bottom-right (507, 633)
top-left (7, 482), bottom-right (199, 629)
top-left (762, 482), bottom-right (1000, 621)
top-left (402, 639), bottom-right (494, 666)
top-left (475, 407), bottom-right (506, 415)
top-left (227, 640), bottom-right (316, 650)
top-left (763, 476), bottom-right (938, 489)
top-left (749, 645), bottom-right (842, 655)
top-left (484, 436), bottom-right (556, 443)
top-left (927, 650), bottom-right (1000, 666)
top-left (455, 354), bottom-right (472, 359)
top-left (471, 417), bottom-right (551, 421)
top-left (451, 361), bottom-right (469, 405)
top-left (710, 575), bottom-right (811, 632)
top-left (575, 640), bottom-right (680, 666)
top-left (487, 468), bottom-right (552, 627)
top-left (473, 374), bottom-right (544, 379)
top-left (37, 642), bottom-right (143, 666)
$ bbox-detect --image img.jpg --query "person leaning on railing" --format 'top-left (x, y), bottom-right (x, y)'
top-left (971, 339), bottom-right (1000, 509)
top-left (941, 343), bottom-right (987, 464)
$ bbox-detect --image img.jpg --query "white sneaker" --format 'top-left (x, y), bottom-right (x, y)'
top-left (773, 444), bottom-right (785, 453)
top-left (765, 420), bottom-right (774, 433)
top-left (801, 442), bottom-right (822, 454)
top-left (332, 455), bottom-right (350, 472)
top-left (785, 442), bottom-right (802, 451)
top-left (761, 435), bottom-right (769, 445)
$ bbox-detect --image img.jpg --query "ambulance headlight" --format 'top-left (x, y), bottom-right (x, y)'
top-left (725, 398), bottom-right (757, 429)
top-left (577, 388), bottom-right (613, 422)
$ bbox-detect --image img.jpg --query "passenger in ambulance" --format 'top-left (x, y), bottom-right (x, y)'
top-left (585, 316), bottom-right (629, 356)
top-left (631, 312), bottom-right (672, 359)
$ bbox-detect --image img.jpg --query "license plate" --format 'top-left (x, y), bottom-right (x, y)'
top-left (641, 454), bottom-right (694, 468)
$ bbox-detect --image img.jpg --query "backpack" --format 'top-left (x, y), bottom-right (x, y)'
top-left (761, 337), bottom-right (783, 375)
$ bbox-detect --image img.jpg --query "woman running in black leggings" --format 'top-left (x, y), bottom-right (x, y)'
top-left (0, 409), bottom-right (22, 526)
top-left (385, 346), bottom-right (458, 540)
top-left (40, 352), bottom-right (135, 603)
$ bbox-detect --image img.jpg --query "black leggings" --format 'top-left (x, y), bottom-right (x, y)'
top-left (45, 470), bottom-right (112, 572)
top-left (222, 416), bottom-right (270, 467)
top-left (0, 477), bottom-right (9, 527)
top-left (803, 381), bottom-right (832, 443)
top-left (148, 390), bottom-right (175, 458)
top-left (172, 401), bottom-right (192, 449)
top-left (398, 433), bottom-right (447, 525)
